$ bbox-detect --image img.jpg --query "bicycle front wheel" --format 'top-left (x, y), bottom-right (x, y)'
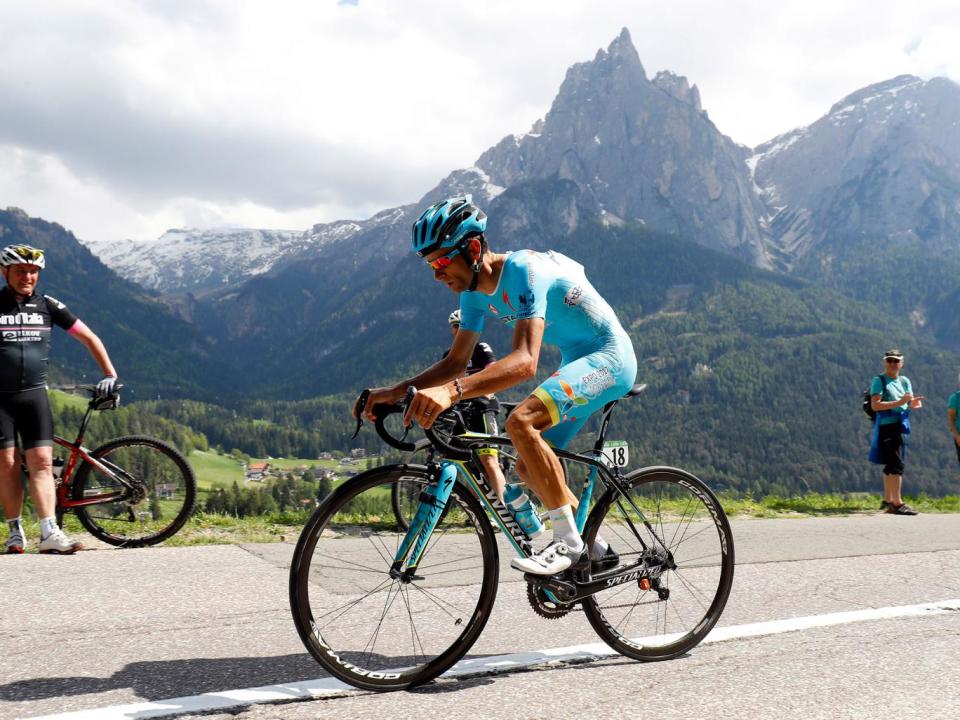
top-left (581, 466), bottom-right (734, 661)
top-left (290, 464), bottom-right (499, 691)
top-left (72, 436), bottom-right (196, 547)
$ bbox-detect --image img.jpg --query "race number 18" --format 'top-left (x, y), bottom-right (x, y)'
top-left (602, 440), bottom-right (629, 467)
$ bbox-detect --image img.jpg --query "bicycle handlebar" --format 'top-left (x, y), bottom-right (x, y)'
top-left (402, 387), bottom-right (475, 460)
top-left (352, 387), bottom-right (473, 459)
top-left (50, 383), bottom-right (124, 410)
top-left (352, 389), bottom-right (417, 452)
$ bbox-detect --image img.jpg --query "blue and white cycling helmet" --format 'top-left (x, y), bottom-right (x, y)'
top-left (411, 195), bottom-right (487, 258)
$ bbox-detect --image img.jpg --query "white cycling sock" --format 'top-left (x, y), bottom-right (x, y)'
top-left (547, 505), bottom-right (583, 553)
top-left (6, 517), bottom-right (23, 537)
top-left (39, 517), bottom-right (58, 540)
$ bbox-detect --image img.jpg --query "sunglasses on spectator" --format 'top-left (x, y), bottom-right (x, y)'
top-left (884, 358), bottom-right (902, 364)
top-left (427, 247), bottom-right (462, 271)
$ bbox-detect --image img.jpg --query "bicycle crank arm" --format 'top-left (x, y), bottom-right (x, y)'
top-left (526, 559), bottom-right (667, 603)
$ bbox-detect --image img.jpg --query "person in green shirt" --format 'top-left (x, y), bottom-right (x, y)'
top-left (947, 375), bottom-right (960, 466)
top-left (870, 349), bottom-right (923, 515)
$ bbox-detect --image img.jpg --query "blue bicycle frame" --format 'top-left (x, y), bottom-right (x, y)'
top-left (391, 400), bottom-right (622, 577)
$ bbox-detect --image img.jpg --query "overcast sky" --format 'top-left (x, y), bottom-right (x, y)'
top-left (1, 0), bottom-right (957, 246)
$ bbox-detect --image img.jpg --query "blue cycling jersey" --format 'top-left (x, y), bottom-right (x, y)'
top-left (457, 250), bottom-right (629, 357)
top-left (458, 250), bottom-right (636, 448)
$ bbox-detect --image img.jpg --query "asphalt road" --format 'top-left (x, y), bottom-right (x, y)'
top-left (2, 513), bottom-right (959, 720)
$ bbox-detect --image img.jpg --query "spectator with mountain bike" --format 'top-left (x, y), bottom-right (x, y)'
top-left (0, 244), bottom-right (119, 554)
top-left (868, 348), bottom-right (923, 515)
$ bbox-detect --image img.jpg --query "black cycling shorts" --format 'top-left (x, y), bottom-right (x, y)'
top-left (0, 388), bottom-right (54, 450)
top-left (877, 422), bottom-right (905, 476)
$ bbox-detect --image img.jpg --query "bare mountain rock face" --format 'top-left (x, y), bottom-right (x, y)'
top-left (752, 75), bottom-right (960, 271)
top-left (476, 28), bottom-right (769, 265)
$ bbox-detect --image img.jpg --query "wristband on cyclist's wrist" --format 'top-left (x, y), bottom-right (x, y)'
top-left (453, 378), bottom-right (465, 404)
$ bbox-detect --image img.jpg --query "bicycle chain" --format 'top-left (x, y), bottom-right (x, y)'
top-left (526, 583), bottom-right (577, 619)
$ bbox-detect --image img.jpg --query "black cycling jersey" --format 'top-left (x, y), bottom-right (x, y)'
top-left (0, 286), bottom-right (78, 393)
top-left (443, 342), bottom-right (496, 376)
top-left (443, 341), bottom-right (499, 417)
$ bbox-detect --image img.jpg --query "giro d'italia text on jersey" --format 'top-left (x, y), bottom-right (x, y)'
top-left (0, 287), bottom-right (78, 393)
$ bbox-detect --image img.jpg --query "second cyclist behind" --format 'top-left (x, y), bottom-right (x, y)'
top-left (441, 309), bottom-right (510, 503)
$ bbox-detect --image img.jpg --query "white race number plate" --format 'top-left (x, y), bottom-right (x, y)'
top-left (601, 440), bottom-right (629, 467)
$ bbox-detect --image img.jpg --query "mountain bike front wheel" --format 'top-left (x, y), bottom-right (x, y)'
top-left (290, 464), bottom-right (499, 691)
top-left (581, 466), bottom-right (734, 661)
top-left (71, 436), bottom-right (196, 547)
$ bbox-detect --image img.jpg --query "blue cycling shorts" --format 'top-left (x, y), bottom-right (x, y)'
top-left (531, 333), bottom-right (637, 450)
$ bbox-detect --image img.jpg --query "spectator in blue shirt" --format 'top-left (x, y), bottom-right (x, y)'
top-left (870, 349), bottom-right (923, 515)
top-left (947, 374), bottom-right (960, 467)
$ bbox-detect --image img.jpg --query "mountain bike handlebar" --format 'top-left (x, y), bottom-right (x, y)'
top-left (50, 383), bottom-right (124, 410)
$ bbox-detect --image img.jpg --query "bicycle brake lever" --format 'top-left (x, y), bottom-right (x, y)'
top-left (352, 389), bottom-right (371, 439)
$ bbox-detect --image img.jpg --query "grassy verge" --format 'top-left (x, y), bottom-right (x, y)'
top-left (165, 492), bottom-right (960, 545)
top-left (720, 492), bottom-right (960, 517)
top-left (12, 492), bottom-right (960, 548)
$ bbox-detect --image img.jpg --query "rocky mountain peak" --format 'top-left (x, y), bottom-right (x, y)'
top-left (474, 28), bottom-right (767, 264)
top-left (827, 74), bottom-right (924, 115)
top-left (600, 27), bottom-right (645, 71)
top-left (752, 73), bottom-right (960, 272)
top-left (653, 70), bottom-right (703, 112)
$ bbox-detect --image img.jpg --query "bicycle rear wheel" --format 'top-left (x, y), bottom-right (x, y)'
top-left (72, 436), bottom-right (196, 547)
top-left (290, 464), bottom-right (499, 691)
top-left (581, 466), bottom-right (734, 661)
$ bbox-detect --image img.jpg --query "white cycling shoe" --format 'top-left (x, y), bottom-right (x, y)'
top-left (38, 528), bottom-right (83, 555)
top-left (4, 532), bottom-right (25, 554)
top-left (511, 540), bottom-right (585, 575)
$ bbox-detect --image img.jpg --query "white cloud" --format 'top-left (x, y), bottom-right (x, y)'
top-left (0, 0), bottom-right (958, 244)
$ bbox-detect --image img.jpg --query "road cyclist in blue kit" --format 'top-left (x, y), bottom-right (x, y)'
top-left (290, 195), bottom-right (735, 690)
top-left (358, 195), bottom-right (637, 574)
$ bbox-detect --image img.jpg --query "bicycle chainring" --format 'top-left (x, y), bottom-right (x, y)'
top-left (527, 583), bottom-right (576, 619)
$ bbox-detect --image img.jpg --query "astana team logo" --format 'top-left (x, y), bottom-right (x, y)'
top-left (549, 366), bottom-right (617, 420)
top-left (559, 380), bottom-right (589, 407)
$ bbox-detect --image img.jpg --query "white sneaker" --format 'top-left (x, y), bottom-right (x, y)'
top-left (4, 532), bottom-right (25, 554)
top-left (511, 540), bottom-right (585, 575)
top-left (38, 528), bottom-right (83, 555)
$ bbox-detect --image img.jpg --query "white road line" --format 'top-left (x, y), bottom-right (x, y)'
top-left (28, 598), bottom-right (960, 720)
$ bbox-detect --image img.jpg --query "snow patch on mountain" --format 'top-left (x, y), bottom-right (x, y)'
top-left (86, 227), bottom-right (314, 295)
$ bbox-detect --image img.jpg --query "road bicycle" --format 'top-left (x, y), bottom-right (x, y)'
top-left (290, 384), bottom-right (734, 691)
top-left (48, 384), bottom-right (196, 546)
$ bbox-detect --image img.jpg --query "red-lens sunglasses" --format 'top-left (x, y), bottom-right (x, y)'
top-left (427, 247), bottom-right (462, 271)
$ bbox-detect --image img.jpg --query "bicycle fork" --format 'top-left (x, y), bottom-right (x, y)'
top-left (390, 463), bottom-right (458, 581)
